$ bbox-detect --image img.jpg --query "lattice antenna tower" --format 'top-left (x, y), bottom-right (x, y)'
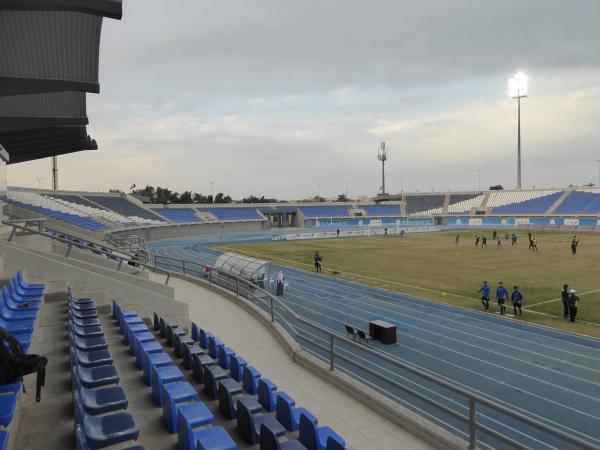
top-left (377, 141), bottom-right (387, 194)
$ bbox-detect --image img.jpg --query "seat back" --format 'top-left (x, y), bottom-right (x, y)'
top-left (242, 366), bottom-right (260, 395)
top-left (326, 436), bottom-right (346, 450)
top-left (191, 322), bottom-right (200, 341)
top-left (357, 330), bottom-right (366, 340)
top-left (236, 397), bottom-right (254, 444)
top-left (217, 382), bottom-right (236, 419)
top-left (207, 336), bottom-right (223, 359)
top-left (75, 424), bottom-right (90, 450)
top-left (230, 355), bottom-right (246, 381)
top-left (275, 392), bottom-right (296, 431)
top-left (299, 413), bottom-right (318, 450)
top-left (217, 346), bottom-right (228, 369)
top-left (258, 378), bottom-right (277, 411)
top-left (198, 328), bottom-right (207, 348)
top-left (73, 391), bottom-right (86, 426)
top-left (259, 423), bottom-right (282, 450)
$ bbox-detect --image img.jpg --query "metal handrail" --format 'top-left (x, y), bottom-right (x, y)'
top-left (151, 252), bottom-right (600, 450)
top-left (2, 219), bottom-right (171, 285)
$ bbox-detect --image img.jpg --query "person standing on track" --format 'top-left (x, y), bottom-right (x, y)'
top-left (314, 251), bottom-right (322, 273)
top-left (477, 281), bottom-right (491, 312)
top-left (568, 289), bottom-right (579, 322)
top-left (511, 286), bottom-right (523, 317)
top-left (561, 284), bottom-right (570, 320)
top-left (481, 235), bottom-right (487, 248)
top-left (496, 282), bottom-right (508, 315)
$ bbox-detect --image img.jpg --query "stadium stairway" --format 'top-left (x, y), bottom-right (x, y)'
top-left (546, 189), bottom-right (572, 214)
top-left (147, 272), bottom-right (434, 450)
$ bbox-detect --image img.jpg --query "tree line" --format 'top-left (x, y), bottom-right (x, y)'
top-left (130, 185), bottom-right (278, 204)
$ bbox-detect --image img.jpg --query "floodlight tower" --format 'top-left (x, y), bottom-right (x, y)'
top-left (378, 142), bottom-right (387, 195)
top-left (509, 72), bottom-right (528, 189)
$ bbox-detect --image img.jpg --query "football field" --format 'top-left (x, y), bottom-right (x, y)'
top-left (219, 230), bottom-right (600, 337)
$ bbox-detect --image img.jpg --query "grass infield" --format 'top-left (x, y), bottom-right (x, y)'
top-left (218, 230), bottom-right (600, 339)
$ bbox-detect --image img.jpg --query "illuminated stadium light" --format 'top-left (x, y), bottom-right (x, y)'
top-left (509, 72), bottom-right (528, 189)
top-left (509, 72), bottom-right (528, 98)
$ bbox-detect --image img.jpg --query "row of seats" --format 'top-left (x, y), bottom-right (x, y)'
top-left (110, 302), bottom-right (237, 449)
top-left (154, 209), bottom-right (207, 224)
top-left (46, 193), bottom-right (137, 226)
top-left (555, 190), bottom-right (600, 214)
top-left (150, 311), bottom-right (346, 450)
top-left (406, 195), bottom-right (445, 216)
top-left (200, 208), bottom-right (265, 221)
top-left (83, 196), bottom-right (165, 224)
top-left (67, 290), bottom-right (143, 450)
top-left (0, 271), bottom-right (45, 449)
top-left (447, 194), bottom-right (485, 214)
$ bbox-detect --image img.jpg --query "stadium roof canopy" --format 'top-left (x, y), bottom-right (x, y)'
top-left (0, 0), bottom-right (122, 164)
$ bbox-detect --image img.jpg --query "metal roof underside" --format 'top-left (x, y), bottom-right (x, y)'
top-left (0, 1), bottom-right (121, 163)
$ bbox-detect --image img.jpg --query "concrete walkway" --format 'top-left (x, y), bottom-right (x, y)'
top-left (149, 273), bottom-right (433, 450)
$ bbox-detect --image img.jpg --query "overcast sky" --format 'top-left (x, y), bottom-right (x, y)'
top-left (8, 0), bottom-right (600, 200)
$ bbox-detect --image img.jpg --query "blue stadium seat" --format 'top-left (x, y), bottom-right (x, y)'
top-left (152, 365), bottom-right (184, 406)
top-left (242, 365), bottom-right (261, 395)
top-left (71, 324), bottom-right (104, 338)
top-left (71, 347), bottom-right (113, 368)
top-left (299, 414), bottom-right (345, 450)
top-left (217, 346), bottom-right (235, 370)
top-left (258, 378), bottom-right (279, 412)
top-left (73, 364), bottom-right (119, 389)
top-left (0, 393), bottom-right (17, 426)
top-left (73, 376), bottom-right (128, 415)
top-left (260, 423), bottom-right (307, 450)
top-left (276, 393), bottom-right (318, 432)
top-left (229, 355), bottom-right (247, 382)
top-left (154, 208), bottom-right (205, 223)
top-left (142, 351), bottom-right (172, 386)
top-left (191, 322), bottom-right (201, 341)
top-left (0, 382), bottom-right (21, 394)
top-left (70, 334), bottom-right (108, 352)
top-left (198, 329), bottom-right (214, 350)
top-left (16, 271), bottom-right (45, 292)
top-left (200, 207), bottom-right (264, 221)
top-left (218, 383), bottom-right (261, 420)
top-left (166, 324), bottom-right (186, 347)
top-left (237, 397), bottom-right (286, 445)
top-left (74, 396), bottom-right (139, 449)
top-left (0, 431), bottom-right (7, 450)
top-left (123, 322), bottom-right (148, 346)
top-left (174, 333), bottom-right (194, 359)
top-left (207, 336), bottom-right (224, 359)
top-left (191, 353), bottom-right (215, 383)
top-left (182, 343), bottom-right (204, 370)
top-left (135, 339), bottom-right (163, 370)
top-left (162, 382), bottom-right (199, 433)
top-left (195, 427), bottom-right (237, 450)
top-left (203, 365), bottom-right (239, 400)
top-left (176, 401), bottom-right (215, 450)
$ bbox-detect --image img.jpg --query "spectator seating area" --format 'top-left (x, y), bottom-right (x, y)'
top-left (154, 209), bottom-right (206, 224)
top-left (488, 190), bottom-right (561, 214)
top-left (144, 308), bottom-right (346, 449)
top-left (554, 189), bottom-right (600, 214)
top-left (83, 196), bottom-right (165, 225)
top-left (69, 291), bottom-right (143, 449)
top-left (298, 206), bottom-right (351, 218)
top-left (6, 191), bottom-right (107, 231)
top-left (45, 193), bottom-right (139, 227)
top-left (200, 208), bottom-right (265, 221)
top-left (406, 195), bottom-right (445, 215)
top-left (0, 271), bottom-right (45, 450)
top-left (447, 194), bottom-right (485, 214)
top-left (358, 204), bottom-right (401, 217)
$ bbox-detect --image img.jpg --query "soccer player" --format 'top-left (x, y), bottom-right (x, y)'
top-left (511, 233), bottom-right (517, 246)
top-left (511, 286), bottom-right (523, 316)
top-left (336, 228), bottom-right (340, 237)
top-left (455, 234), bottom-right (460, 245)
top-left (493, 230), bottom-right (497, 240)
top-left (528, 236), bottom-right (534, 251)
top-left (475, 235), bottom-right (480, 247)
top-left (568, 289), bottom-right (579, 322)
top-left (532, 237), bottom-right (538, 251)
top-left (481, 236), bottom-right (487, 248)
top-left (496, 282), bottom-right (508, 315)
top-left (561, 284), bottom-right (570, 319)
top-left (314, 251), bottom-right (322, 273)
top-left (497, 237), bottom-right (502, 249)
top-left (571, 236), bottom-right (578, 255)
top-left (477, 281), bottom-right (491, 312)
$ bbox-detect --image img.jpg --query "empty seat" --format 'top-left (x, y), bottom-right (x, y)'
top-left (242, 366), bottom-right (261, 395)
top-left (0, 393), bottom-right (17, 426)
top-left (218, 383), bottom-right (261, 420)
top-left (258, 378), bottom-right (279, 412)
top-left (207, 336), bottom-right (224, 359)
top-left (229, 355), bottom-right (247, 382)
top-left (74, 376), bottom-right (128, 415)
top-left (162, 381), bottom-right (199, 433)
top-left (177, 401), bottom-right (215, 450)
top-left (203, 365), bottom-right (239, 400)
top-left (260, 423), bottom-right (307, 450)
top-left (195, 426), bottom-right (237, 450)
top-left (191, 322), bottom-right (201, 341)
top-left (191, 353), bottom-right (215, 383)
top-left (182, 343), bottom-right (204, 370)
top-left (74, 364), bottom-right (119, 389)
top-left (70, 334), bottom-right (108, 352)
top-left (174, 333), bottom-right (194, 359)
top-left (276, 393), bottom-right (318, 432)
top-left (71, 348), bottom-right (113, 368)
top-left (75, 396), bottom-right (139, 449)
top-left (299, 414), bottom-right (345, 450)
top-left (217, 346), bottom-right (235, 370)
top-left (152, 365), bottom-right (184, 406)
top-left (237, 397), bottom-right (286, 445)
top-left (135, 339), bottom-right (163, 370)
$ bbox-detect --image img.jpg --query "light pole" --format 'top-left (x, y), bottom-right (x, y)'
top-left (477, 169), bottom-right (482, 192)
top-left (509, 72), bottom-right (528, 189)
top-left (377, 142), bottom-right (387, 194)
top-left (210, 181), bottom-right (215, 204)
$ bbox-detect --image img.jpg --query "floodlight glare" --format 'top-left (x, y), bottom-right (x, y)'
top-left (509, 72), bottom-right (528, 98)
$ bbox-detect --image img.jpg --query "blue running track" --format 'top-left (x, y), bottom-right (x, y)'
top-left (149, 231), bottom-right (600, 450)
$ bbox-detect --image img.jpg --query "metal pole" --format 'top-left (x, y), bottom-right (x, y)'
top-left (517, 96), bottom-right (522, 189)
top-left (469, 398), bottom-right (477, 450)
top-left (381, 159), bottom-right (385, 194)
top-left (52, 156), bottom-right (58, 190)
top-left (329, 335), bottom-right (335, 371)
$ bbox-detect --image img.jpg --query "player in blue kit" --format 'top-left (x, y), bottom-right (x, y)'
top-left (477, 281), bottom-right (491, 312)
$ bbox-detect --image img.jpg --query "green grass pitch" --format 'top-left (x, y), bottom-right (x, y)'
top-left (218, 230), bottom-right (600, 339)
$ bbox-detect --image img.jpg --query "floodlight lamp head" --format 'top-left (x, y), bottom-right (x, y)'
top-left (509, 72), bottom-right (528, 98)
top-left (377, 141), bottom-right (387, 162)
